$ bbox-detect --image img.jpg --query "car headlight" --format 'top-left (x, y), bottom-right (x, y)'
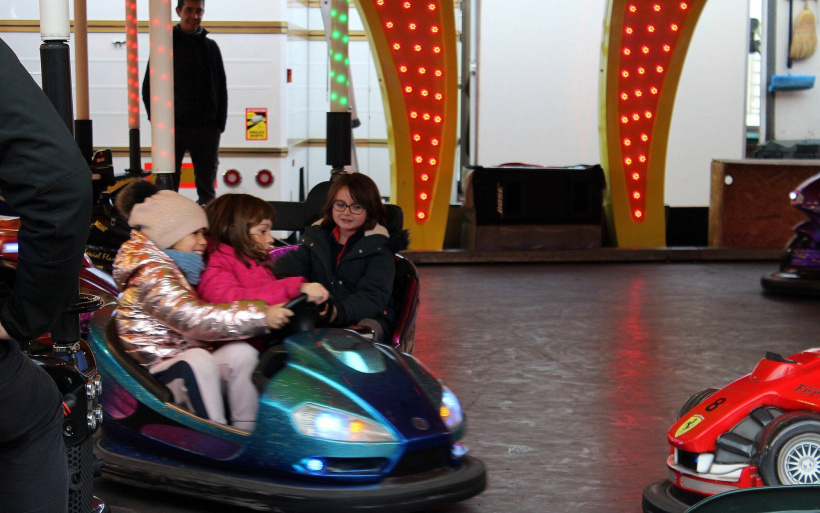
top-left (291, 403), bottom-right (396, 442)
top-left (440, 386), bottom-right (464, 430)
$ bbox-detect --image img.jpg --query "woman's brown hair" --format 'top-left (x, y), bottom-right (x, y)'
top-left (205, 194), bottom-right (277, 268)
top-left (319, 173), bottom-right (387, 231)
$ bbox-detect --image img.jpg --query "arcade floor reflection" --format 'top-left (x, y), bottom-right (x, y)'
top-left (96, 261), bottom-right (818, 513)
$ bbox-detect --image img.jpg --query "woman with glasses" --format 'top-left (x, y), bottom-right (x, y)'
top-left (273, 173), bottom-right (409, 342)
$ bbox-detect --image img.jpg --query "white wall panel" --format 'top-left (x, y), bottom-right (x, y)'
top-left (477, 0), bottom-right (604, 169)
top-left (357, 146), bottom-right (391, 196)
top-left (2, 33), bottom-right (43, 81)
top-left (0, 4), bottom-right (39, 19)
top-left (666, 1), bottom-right (748, 206)
top-left (477, 0), bottom-right (749, 207)
top-left (288, 3), bottom-right (309, 29)
top-left (287, 38), bottom-right (310, 142)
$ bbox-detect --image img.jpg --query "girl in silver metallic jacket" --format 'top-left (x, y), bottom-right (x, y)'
top-left (113, 181), bottom-right (290, 431)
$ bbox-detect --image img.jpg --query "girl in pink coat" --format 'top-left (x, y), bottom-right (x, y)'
top-left (114, 182), bottom-right (292, 432)
top-left (199, 194), bottom-right (328, 307)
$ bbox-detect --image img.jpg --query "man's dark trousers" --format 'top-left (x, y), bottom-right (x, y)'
top-left (174, 125), bottom-right (221, 205)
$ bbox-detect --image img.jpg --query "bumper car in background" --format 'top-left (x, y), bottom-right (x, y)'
top-left (86, 156), bottom-right (146, 272)
top-left (762, 171), bottom-right (820, 296)
top-left (642, 349), bottom-right (820, 513)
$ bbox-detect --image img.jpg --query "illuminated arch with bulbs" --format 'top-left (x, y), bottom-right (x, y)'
top-left (600, 0), bottom-right (707, 247)
top-left (354, 0), bottom-right (458, 250)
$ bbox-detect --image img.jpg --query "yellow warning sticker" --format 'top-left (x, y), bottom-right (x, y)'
top-left (246, 108), bottom-right (268, 141)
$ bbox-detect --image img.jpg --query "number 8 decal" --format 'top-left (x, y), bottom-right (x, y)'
top-left (705, 398), bottom-right (726, 412)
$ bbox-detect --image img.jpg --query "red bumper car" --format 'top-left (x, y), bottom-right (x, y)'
top-left (643, 349), bottom-right (820, 512)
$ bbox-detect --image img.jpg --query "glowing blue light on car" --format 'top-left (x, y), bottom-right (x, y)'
top-left (441, 387), bottom-right (464, 430)
top-left (305, 458), bottom-right (324, 472)
top-left (315, 411), bottom-right (345, 439)
top-left (452, 443), bottom-right (469, 458)
top-left (2, 242), bottom-right (18, 254)
top-left (291, 403), bottom-right (397, 442)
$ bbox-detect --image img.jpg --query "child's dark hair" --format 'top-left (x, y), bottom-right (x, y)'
top-left (205, 194), bottom-right (277, 268)
top-left (116, 180), bottom-right (160, 222)
top-left (320, 173), bottom-right (386, 231)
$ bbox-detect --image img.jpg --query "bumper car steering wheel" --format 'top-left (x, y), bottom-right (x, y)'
top-left (277, 293), bottom-right (333, 337)
top-left (253, 293), bottom-right (333, 391)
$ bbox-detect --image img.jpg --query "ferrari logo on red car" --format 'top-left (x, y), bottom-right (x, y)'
top-left (675, 414), bottom-right (704, 437)
top-left (794, 383), bottom-right (820, 397)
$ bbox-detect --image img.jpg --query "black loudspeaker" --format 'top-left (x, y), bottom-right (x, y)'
top-left (470, 165), bottom-right (605, 226)
top-left (665, 206), bottom-right (708, 246)
top-left (326, 111), bottom-right (351, 168)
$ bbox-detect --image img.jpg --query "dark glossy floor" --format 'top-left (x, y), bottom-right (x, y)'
top-left (96, 261), bottom-right (820, 513)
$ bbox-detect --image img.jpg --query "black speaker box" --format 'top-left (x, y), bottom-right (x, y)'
top-left (326, 111), bottom-right (352, 167)
top-left (470, 165), bottom-right (605, 226)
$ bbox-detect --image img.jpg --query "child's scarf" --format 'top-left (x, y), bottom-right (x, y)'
top-left (163, 249), bottom-right (205, 286)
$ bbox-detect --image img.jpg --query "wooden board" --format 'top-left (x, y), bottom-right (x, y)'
top-left (709, 159), bottom-right (820, 248)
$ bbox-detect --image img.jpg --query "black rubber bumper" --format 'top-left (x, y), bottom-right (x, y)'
top-left (761, 272), bottom-right (820, 297)
top-left (95, 436), bottom-right (486, 513)
top-left (642, 480), bottom-right (707, 513)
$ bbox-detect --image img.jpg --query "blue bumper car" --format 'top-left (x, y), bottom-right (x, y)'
top-left (85, 299), bottom-right (485, 512)
top-left (78, 193), bottom-right (482, 511)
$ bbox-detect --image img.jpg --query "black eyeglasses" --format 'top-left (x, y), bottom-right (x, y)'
top-left (333, 200), bottom-right (365, 215)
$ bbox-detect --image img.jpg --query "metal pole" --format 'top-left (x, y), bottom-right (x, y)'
top-left (126, 0), bottom-right (143, 174)
top-left (73, 0), bottom-right (93, 161)
top-left (459, 0), bottom-right (475, 195)
top-left (764, 0), bottom-right (777, 142)
top-left (325, 0), bottom-right (352, 174)
top-left (148, 0), bottom-right (176, 190)
top-left (472, 0), bottom-right (481, 167)
top-left (39, 0), bottom-right (74, 134)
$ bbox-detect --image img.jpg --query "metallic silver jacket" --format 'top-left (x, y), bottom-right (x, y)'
top-left (113, 230), bottom-right (269, 368)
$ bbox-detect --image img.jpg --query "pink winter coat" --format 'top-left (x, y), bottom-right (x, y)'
top-left (113, 230), bottom-right (270, 369)
top-left (199, 243), bottom-right (306, 305)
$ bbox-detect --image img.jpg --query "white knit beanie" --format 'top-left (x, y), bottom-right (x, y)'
top-left (128, 190), bottom-right (208, 249)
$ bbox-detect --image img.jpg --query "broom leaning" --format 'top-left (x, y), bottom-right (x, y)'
top-left (790, 0), bottom-right (817, 61)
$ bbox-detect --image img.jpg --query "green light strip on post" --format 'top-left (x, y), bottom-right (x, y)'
top-left (329, 0), bottom-right (350, 112)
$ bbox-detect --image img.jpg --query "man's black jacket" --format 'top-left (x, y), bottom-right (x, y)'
top-left (0, 38), bottom-right (92, 342)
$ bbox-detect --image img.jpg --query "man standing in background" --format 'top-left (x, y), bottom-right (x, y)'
top-left (142, 0), bottom-right (227, 206)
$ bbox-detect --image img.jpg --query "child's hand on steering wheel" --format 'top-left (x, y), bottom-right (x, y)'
top-left (317, 303), bottom-right (337, 323)
top-left (300, 282), bottom-right (329, 305)
top-left (265, 304), bottom-right (293, 330)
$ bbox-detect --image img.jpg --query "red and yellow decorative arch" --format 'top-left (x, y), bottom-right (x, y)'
top-left (354, 0), bottom-right (458, 250)
top-left (600, 0), bottom-right (707, 247)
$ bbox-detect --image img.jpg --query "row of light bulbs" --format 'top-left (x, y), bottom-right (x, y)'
top-left (616, 1), bottom-right (693, 221)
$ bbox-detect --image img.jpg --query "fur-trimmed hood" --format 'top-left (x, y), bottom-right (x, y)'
top-left (310, 220), bottom-right (410, 253)
top-left (386, 226), bottom-right (410, 253)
